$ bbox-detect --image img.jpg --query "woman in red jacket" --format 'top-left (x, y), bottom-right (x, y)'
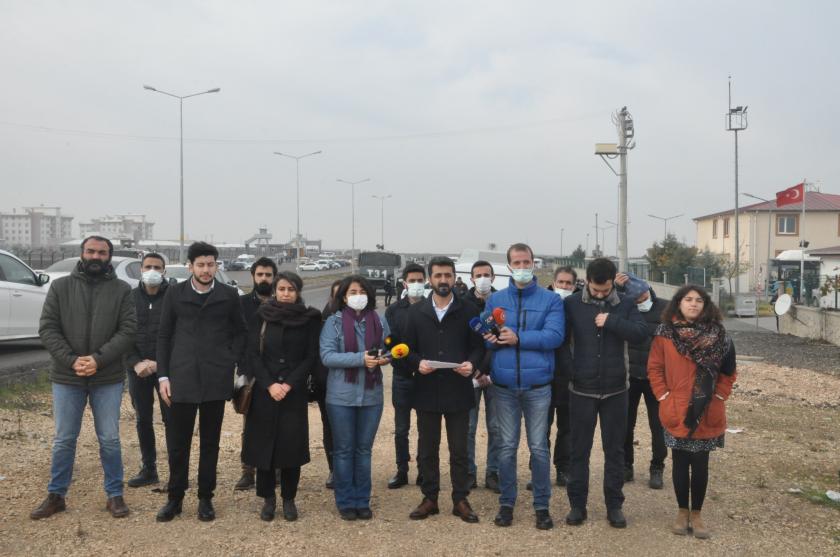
top-left (647, 285), bottom-right (736, 540)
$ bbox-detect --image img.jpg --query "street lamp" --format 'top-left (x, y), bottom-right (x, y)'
top-left (337, 178), bottom-right (371, 265)
top-left (371, 194), bottom-right (392, 250)
top-left (143, 84), bottom-right (220, 263)
top-left (726, 77), bottom-right (748, 294)
top-left (742, 192), bottom-right (773, 297)
top-left (274, 150), bottom-right (322, 257)
top-left (647, 213), bottom-right (684, 239)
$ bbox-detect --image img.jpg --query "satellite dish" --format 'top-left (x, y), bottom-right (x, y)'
top-left (774, 294), bottom-right (793, 316)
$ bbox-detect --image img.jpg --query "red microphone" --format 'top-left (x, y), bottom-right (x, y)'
top-left (492, 307), bottom-right (506, 328)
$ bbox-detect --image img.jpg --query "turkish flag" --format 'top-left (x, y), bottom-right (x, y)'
top-left (776, 183), bottom-right (804, 207)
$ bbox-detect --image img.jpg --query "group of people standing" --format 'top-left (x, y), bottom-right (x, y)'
top-left (29, 237), bottom-right (736, 540)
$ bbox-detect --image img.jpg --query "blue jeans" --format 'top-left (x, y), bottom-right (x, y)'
top-left (468, 386), bottom-right (500, 478)
top-left (492, 384), bottom-right (552, 510)
top-left (48, 381), bottom-right (125, 498)
top-left (327, 403), bottom-right (383, 510)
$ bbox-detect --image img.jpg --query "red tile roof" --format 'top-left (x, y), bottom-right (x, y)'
top-left (694, 191), bottom-right (840, 221)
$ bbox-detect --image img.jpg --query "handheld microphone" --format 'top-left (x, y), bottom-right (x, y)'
top-left (469, 317), bottom-right (487, 335)
top-left (368, 343), bottom-right (410, 360)
top-left (481, 311), bottom-right (501, 336)
top-left (492, 307), bottom-right (506, 328)
top-left (596, 300), bottom-right (607, 330)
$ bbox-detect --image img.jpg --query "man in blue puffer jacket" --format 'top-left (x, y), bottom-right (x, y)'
top-left (484, 243), bottom-right (565, 531)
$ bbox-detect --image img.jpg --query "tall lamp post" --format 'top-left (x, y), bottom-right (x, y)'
top-left (143, 84), bottom-right (220, 263)
top-left (726, 77), bottom-right (748, 294)
top-left (371, 194), bottom-right (392, 250)
top-left (274, 150), bottom-right (322, 258)
top-left (337, 178), bottom-right (371, 265)
top-left (647, 213), bottom-right (684, 239)
top-left (742, 192), bottom-right (773, 296)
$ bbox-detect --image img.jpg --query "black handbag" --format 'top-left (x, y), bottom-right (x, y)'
top-left (232, 321), bottom-right (265, 415)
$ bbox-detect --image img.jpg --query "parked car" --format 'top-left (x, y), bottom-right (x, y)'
top-left (42, 256), bottom-right (143, 289)
top-left (164, 265), bottom-right (245, 295)
top-left (0, 249), bottom-right (52, 341)
top-left (298, 262), bottom-right (321, 272)
top-left (228, 260), bottom-right (250, 271)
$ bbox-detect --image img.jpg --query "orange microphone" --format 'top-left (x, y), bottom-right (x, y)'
top-left (492, 307), bottom-right (506, 328)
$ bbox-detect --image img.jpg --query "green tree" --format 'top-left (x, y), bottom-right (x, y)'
top-left (646, 234), bottom-right (698, 284)
top-left (571, 244), bottom-right (586, 260)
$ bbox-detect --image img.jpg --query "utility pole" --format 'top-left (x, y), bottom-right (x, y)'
top-left (595, 108), bottom-right (634, 272)
top-left (726, 77), bottom-right (748, 294)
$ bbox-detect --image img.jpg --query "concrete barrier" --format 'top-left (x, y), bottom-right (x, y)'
top-left (779, 305), bottom-right (840, 345)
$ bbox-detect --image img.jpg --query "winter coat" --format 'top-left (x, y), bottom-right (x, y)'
top-left (464, 287), bottom-right (494, 375)
top-left (125, 280), bottom-right (169, 369)
top-left (627, 294), bottom-right (669, 380)
top-left (384, 296), bottom-right (420, 379)
top-left (39, 262), bottom-right (136, 387)
top-left (242, 313), bottom-right (320, 470)
top-left (156, 279), bottom-right (247, 404)
top-left (403, 295), bottom-right (485, 413)
top-left (559, 287), bottom-right (648, 397)
top-left (647, 335), bottom-right (737, 439)
top-left (485, 278), bottom-right (565, 390)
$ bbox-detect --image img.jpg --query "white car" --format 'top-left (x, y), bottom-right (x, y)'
top-left (0, 249), bottom-right (52, 341)
top-left (164, 265), bottom-right (245, 295)
top-left (298, 262), bottom-right (321, 272)
top-left (42, 256), bottom-right (143, 289)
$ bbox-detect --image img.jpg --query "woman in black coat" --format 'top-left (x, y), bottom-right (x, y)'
top-left (242, 272), bottom-right (321, 522)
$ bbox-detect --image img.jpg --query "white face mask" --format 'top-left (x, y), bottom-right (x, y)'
top-left (142, 270), bottom-right (163, 286)
top-left (473, 276), bottom-right (492, 294)
top-left (406, 282), bottom-right (425, 299)
top-left (510, 267), bottom-right (534, 284)
top-left (347, 294), bottom-right (368, 311)
top-left (556, 288), bottom-right (574, 299)
top-left (637, 298), bottom-right (654, 313)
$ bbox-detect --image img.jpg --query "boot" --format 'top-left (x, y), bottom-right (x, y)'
top-left (235, 468), bottom-right (255, 491)
top-left (197, 498), bottom-right (215, 522)
top-left (690, 510), bottom-right (711, 539)
top-left (127, 466), bottom-right (159, 488)
top-left (156, 498), bottom-right (183, 522)
top-left (30, 493), bottom-right (66, 520)
top-left (282, 498), bottom-right (298, 521)
top-left (671, 508), bottom-right (690, 535)
top-left (260, 497), bottom-right (276, 522)
top-left (649, 467), bottom-right (664, 490)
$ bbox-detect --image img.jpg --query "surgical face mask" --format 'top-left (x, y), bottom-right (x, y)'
top-left (142, 270), bottom-right (163, 286)
top-left (347, 294), bottom-right (368, 311)
top-left (406, 282), bottom-right (425, 299)
top-left (556, 288), bottom-right (574, 299)
top-left (474, 276), bottom-right (492, 294)
top-left (254, 282), bottom-right (272, 296)
top-left (637, 298), bottom-right (654, 313)
top-left (510, 268), bottom-right (534, 284)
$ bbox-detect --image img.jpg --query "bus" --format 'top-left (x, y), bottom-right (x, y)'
top-left (358, 251), bottom-right (403, 292)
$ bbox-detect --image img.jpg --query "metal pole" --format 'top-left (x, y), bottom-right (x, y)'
top-left (179, 98), bottom-right (184, 263)
top-left (734, 129), bottom-right (740, 294)
top-left (618, 109), bottom-right (628, 272)
top-left (296, 158), bottom-right (300, 252)
top-left (800, 184), bottom-right (806, 303)
top-left (560, 228), bottom-right (564, 257)
top-left (380, 197), bottom-right (384, 247)
top-left (351, 183), bottom-right (355, 260)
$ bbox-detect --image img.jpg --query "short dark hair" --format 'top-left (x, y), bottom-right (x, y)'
top-left (470, 260), bottom-right (494, 278)
top-left (402, 263), bottom-right (426, 280)
top-left (251, 257), bottom-right (278, 276)
top-left (187, 241), bottom-right (218, 263)
top-left (80, 235), bottom-right (113, 256)
top-left (586, 258), bottom-right (617, 284)
top-left (427, 256), bottom-right (455, 277)
top-left (554, 266), bottom-right (577, 282)
top-left (141, 252), bottom-right (166, 266)
top-left (335, 275), bottom-right (377, 311)
top-left (272, 271), bottom-right (304, 304)
top-left (662, 284), bottom-right (722, 325)
top-left (506, 243), bottom-right (534, 263)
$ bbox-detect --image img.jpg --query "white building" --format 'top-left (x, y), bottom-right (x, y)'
top-left (78, 214), bottom-right (155, 242)
top-left (0, 206), bottom-right (73, 247)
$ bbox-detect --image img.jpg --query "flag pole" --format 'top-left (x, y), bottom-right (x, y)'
top-left (799, 180), bottom-right (806, 303)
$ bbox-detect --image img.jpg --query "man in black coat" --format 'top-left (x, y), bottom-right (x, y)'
top-left (383, 263), bottom-right (427, 489)
top-left (559, 258), bottom-right (647, 529)
top-left (235, 257), bottom-right (277, 491)
top-left (155, 242), bottom-right (247, 522)
top-left (125, 253), bottom-right (171, 489)
top-left (403, 257), bottom-right (485, 524)
top-left (615, 274), bottom-right (669, 490)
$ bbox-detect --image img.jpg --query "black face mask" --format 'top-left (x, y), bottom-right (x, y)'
top-left (81, 258), bottom-right (109, 276)
top-left (254, 282), bottom-right (273, 296)
top-left (433, 283), bottom-right (451, 297)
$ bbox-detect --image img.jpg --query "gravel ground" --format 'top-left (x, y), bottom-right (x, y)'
top-left (1, 334), bottom-right (839, 555)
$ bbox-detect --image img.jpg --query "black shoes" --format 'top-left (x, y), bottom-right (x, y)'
top-left (485, 472), bottom-right (500, 493)
top-left (388, 470), bottom-right (408, 489)
top-left (649, 468), bottom-right (664, 490)
top-left (623, 466), bottom-right (634, 483)
top-left (356, 507), bottom-right (373, 520)
top-left (415, 473), bottom-right (424, 486)
top-left (235, 470), bottom-right (255, 491)
top-left (261, 497), bottom-right (276, 522)
top-left (494, 505), bottom-right (513, 527)
top-left (339, 508), bottom-right (357, 521)
top-left (565, 507), bottom-right (587, 526)
top-left (535, 509), bottom-right (554, 530)
top-left (556, 469), bottom-right (569, 487)
top-left (607, 507), bottom-right (627, 528)
top-left (197, 498), bottom-right (215, 522)
top-left (156, 498), bottom-right (183, 522)
top-left (525, 481), bottom-right (533, 491)
top-left (282, 498), bottom-right (298, 521)
top-left (127, 466), bottom-right (159, 488)
top-left (326, 471), bottom-right (334, 489)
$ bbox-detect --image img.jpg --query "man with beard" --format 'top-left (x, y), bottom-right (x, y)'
top-left (155, 242), bottom-right (247, 522)
top-left (404, 257), bottom-right (485, 523)
top-left (32, 236), bottom-right (137, 520)
top-left (235, 257), bottom-right (278, 491)
top-left (560, 258), bottom-right (648, 529)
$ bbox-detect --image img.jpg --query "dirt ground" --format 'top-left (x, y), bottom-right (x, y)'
top-left (1, 354), bottom-right (839, 556)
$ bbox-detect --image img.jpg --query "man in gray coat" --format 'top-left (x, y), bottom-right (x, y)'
top-left (31, 236), bottom-right (137, 520)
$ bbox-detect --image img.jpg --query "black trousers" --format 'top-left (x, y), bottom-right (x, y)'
top-left (548, 401), bottom-right (571, 472)
top-left (417, 409), bottom-right (470, 504)
top-left (166, 400), bottom-right (226, 500)
top-left (624, 377), bottom-right (667, 470)
top-left (317, 397), bottom-right (334, 471)
top-left (126, 371), bottom-right (170, 470)
top-left (672, 449), bottom-right (710, 511)
top-left (257, 466), bottom-right (301, 501)
top-left (567, 391), bottom-right (628, 510)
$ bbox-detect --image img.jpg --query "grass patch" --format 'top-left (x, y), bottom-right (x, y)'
top-left (0, 371), bottom-right (51, 411)
top-left (790, 488), bottom-right (840, 511)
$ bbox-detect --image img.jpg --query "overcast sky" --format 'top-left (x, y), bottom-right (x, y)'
top-left (1, 1), bottom-right (838, 257)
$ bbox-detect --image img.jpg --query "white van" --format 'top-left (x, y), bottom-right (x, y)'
top-left (454, 249), bottom-right (511, 291)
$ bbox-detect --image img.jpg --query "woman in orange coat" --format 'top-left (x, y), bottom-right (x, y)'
top-left (647, 285), bottom-right (736, 540)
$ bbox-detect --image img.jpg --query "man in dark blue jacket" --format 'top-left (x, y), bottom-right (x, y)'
top-left (559, 258), bottom-right (647, 529)
top-left (484, 243), bottom-right (565, 531)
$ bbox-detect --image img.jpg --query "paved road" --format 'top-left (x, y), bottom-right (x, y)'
top-left (0, 339), bottom-right (50, 384)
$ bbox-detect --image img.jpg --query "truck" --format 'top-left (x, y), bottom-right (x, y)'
top-left (358, 251), bottom-right (403, 292)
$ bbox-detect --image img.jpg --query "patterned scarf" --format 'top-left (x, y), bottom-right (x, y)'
top-left (340, 307), bottom-right (383, 389)
top-left (655, 320), bottom-right (733, 436)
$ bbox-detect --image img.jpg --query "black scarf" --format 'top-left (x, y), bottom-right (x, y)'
top-left (257, 300), bottom-right (321, 327)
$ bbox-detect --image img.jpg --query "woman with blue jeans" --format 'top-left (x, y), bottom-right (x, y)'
top-left (320, 275), bottom-right (390, 521)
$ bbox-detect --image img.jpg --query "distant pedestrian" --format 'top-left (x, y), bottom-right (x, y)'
top-left (454, 276), bottom-right (469, 297)
top-left (384, 277), bottom-right (395, 306)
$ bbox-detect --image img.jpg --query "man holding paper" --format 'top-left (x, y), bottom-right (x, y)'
top-left (403, 256), bottom-right (485, 523)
